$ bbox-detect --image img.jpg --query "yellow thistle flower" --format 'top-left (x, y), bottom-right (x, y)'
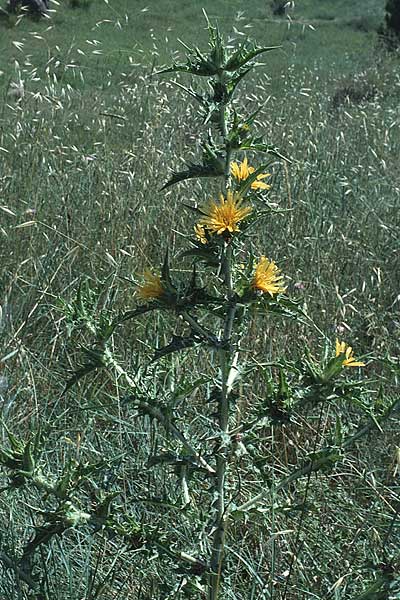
top-left (198, 190), bottom-right (252, 236)
top-left (335, 339), bottom-right (365, 368)
top-left (194, 223), bottom-right (207, 244)
top-left (251, 256), bottom-right (286, 296)
top-left (137, 271), bottom-right (164, 300)
top-left (230, 157), bottom-right (271, 191)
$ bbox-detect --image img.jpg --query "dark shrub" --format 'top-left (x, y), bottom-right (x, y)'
top-left (385, 0), bottom-right (400, 36)
top-left (346, 16), bottom-right (380, 33)
top-left (379, 0), bottom-right (400, 49)
top-left (6, 0), bottom-right (48, 14)
top-left (271, 0), bottom-right (286, 17)
top-left (69, 0), bottom-right (92, 9)
top-left (332, 80), bottom-right (378, 109)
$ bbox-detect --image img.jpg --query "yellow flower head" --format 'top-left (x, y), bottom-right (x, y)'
top-left (230, 157), bottom-right (271, 191)
top-left (198, 190), bottom-right (252, 236)
top-left (251, 256), bottom-right (286, 296)
top-left (137, 270), bottom-right (164, 300)
top-left (194, 223), bottom-right (207, 244)
top-left (335, 339), bottom-right (365, 368)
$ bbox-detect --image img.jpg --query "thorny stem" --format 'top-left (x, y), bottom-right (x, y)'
top-left (209, 71), bottom-right (236, 600)
top-left (109, 357), bottom-right (216, 475)
top-left (180, 310), bottom-right (220, 348)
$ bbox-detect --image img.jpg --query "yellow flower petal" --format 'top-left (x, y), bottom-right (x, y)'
top-left (251, 179), bottom-right (271, 191)
top-left (335, 339), bottom-right (365, 368)
top-left (251, 256), bottom-right (286, 296)
top-left (137, 271), bottom-right (164, 300)
top-left (241, 157), bottom-right (249, 180)
top-left (194, 223), bottom-right (207, 244)
top-left (230, 158), bottom-right (271, 191)
top-left (230, 161), bottom-right (241, 180)
top-left (198, 190), bottom-right (252, 236)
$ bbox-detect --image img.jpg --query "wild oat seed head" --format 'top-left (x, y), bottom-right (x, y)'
top-left (231, 157), bottom-right (271, 191)
top-left (198, 190), bottom-right (252, 236)
top-left (335, 339), bottom-right (365, 368)
top-left (251, 256), bottom-right (286, 296)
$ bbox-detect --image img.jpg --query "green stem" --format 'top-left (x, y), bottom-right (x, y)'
top-left (109, 358), bottom-right (215, 475)
top-left (209, 72), bottom-right (235, 599)
top-left (209, 339), bottom-right (231, 600)
top-left (180, 310), bottom-right (219, 347)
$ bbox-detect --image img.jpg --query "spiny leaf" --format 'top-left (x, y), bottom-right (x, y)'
top-left (148, 452), bottom-right (202, 469)
top-left (203, 101), bottom-right (222, 126)
top-left (226, 67), bottom-right (252, 99)
top-left (63, 347), bottom-right (106, 394)
top-left (278, 368), bottom-right (289, 401)
top-left (224, 43), bottom-right (280, 71)
top-left (239, 139), bottom-right (291, 162)
top-left (0, 447), bottom-right (20, 469)
top-left (179, 246), bottom-right (220, 268)
top-left (161, 145), bottom-right (224, 190)
top-left (253, 296), bottom-right (305, 322)
top-left (171, 80), bottom-right (205, 105)
top-left (22, 441), bottom-right (35, 475)
top-left (152, 335), bottom-right (199, 362)
top-left (227, 103), bottom-right (266, 147)
top-left (203, 9), bottom-right (226, 69)
top-left (351, 575), bottom-right (393, 600)
top-left (237, 162), bottom-right (273, 196)
top-left (240, 102), bottom-right (265, 127)
top-left (6, 428), bottom-right (24, 454)
top-left (117, 304), bottom-right (158, 325)
top-left (161, 163), bottom-right (216, 190)
top-left (154, 44), bottom-right (219, 77)
top-left (277, 447), bottom-right (342, 491)
top-left (55, 465), bottom-right (73, 499)
top-left (95, 491), bottom-right (120, 520)
top-left (63, 363), bottom-right (100, 394)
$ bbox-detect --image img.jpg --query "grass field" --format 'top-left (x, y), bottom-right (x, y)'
top-left (1, 0), bottom-right (400, 598)
top-left (0, 0), bottom-right (386, 85)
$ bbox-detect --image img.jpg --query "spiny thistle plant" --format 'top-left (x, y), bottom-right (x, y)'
top-left (1, 12), bottom-right (399, 600)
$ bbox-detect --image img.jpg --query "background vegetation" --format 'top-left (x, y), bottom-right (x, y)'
top-left (0, 0), bottom-right (399, 598)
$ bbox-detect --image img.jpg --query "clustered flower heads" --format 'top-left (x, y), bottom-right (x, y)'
top-left (335, 339), bottom-right (365, 368)
top-left (135, 156), bottom-right (365, 371)
top-left (137, 159), bottom-right (284, 303)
